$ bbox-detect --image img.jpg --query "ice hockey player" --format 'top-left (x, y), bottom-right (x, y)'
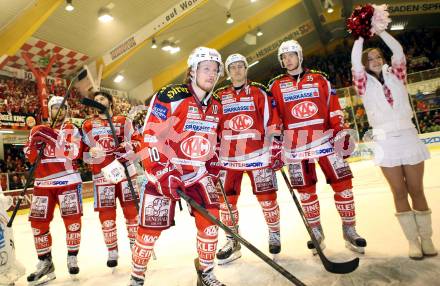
top-left (214, 53), bottom-right (282, 264)
top-left (269, 40), bottom-right (367, 254)
top-left (81, 91), bottom-right (139, 269)
top-left (24, 96), bottom-right (84, 284)
top-left (128, 47), bottom-right (226, 286)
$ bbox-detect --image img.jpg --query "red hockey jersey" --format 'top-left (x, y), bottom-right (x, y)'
top-left (269, 70), bottom-right (345, 161)
top-left (81, 115), bottom-right (134, 176)
top-left (24, 122), bottom-right (83, 187)
top-left (215, 81), bottom-right (279, 170)
top-left (140, 84), bottom-right (220, 178)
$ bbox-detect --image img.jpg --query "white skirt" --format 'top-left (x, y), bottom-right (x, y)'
top-left (373, 128), bottom-right (430, 167)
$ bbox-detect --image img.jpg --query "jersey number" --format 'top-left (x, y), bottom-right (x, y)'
top-left (148, 147), bottom-right (160, 162)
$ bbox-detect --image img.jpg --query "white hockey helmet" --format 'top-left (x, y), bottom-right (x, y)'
top-left (225, 53), bottom-right (248, 76)
top-left (187, 47), bottom-right (224, 77)
top-left (278, 40), bottom-right (303, 69)
top-left (48, 95), bottom-right (68, 119)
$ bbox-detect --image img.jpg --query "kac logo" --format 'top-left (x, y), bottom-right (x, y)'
top-left (229, 114), bottom-right (254, 131)
top-left (180, 136), bottom-right (211, 158)
top-left (291, 101), bottom-right (318, 119)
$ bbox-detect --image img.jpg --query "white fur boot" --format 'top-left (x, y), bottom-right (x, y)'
top-left (414, 209), bottom-right (438, 257)
top-left (395, 211), bottom-right (423, 260)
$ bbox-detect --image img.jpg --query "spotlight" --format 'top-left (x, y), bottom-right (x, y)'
top-left (169, 43), bottom-right (181, 54)
top-left (113, 74), bottom-right (124, 83)
top-left (98, 7), bottom-right (113, 23)
top-left (226, 11), bottom-right (234, 24)
top-left (161, 41), bottom-right (172, 52)
top-left (151, 38), bottom-right (158, 49)
top-left (65, 0), bottom-right (74, 12)
top-left (256, 28), bottom-right (263, 37)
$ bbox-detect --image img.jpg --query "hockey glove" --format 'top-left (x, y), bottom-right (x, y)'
top-left (147, 163), bottom-right (183, 201)
top-left (32, 126), bottom-right (58, 148)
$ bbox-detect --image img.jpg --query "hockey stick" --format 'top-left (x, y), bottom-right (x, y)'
top-left (7, 69), bottom-right (88, 227)
top-left (80, 98), bottom-right (139, 211)
top-left (279, 168), bottom-right (359, 274)
top-left (217, 179), bottom-right (238, 233)
top-left (177, 189), bottom-right (307, 286)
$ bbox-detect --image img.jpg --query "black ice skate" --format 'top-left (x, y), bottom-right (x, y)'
top-left (67, 254), bottom-right (79, 277)
top-left (307, 225), bottom-right (326, 255)
top-left (27, 255), bottom-right (56, 286)
top-left (107, 249), bottom-right (119, 270)
top-left (269, 230), bottom-right (281, 255)
top-left (128, 275), bottom-right (144, 286)
top-left (343, 225), bottom-right (367, 254)
top-left (194, 258), bottom-right (226, 286)
top-left (216, 236), bottom-right (241, 265)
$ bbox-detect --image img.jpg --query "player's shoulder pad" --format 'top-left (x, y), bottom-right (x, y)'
top-left (80, 117), bottom-right (93, 130)
top-left (268, 74), bottom-right (287, 87)
top-left (156, 83), bottom-right (191, 103)
top-left (307, 69), bottom-right (329, 80)
top-left (249, 81), bottom-right (269, 92)
top-left (212, 85), bottom-right (229, 102)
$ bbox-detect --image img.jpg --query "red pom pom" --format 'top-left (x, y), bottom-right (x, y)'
top-left (346, 4), bottom-right (375, 40)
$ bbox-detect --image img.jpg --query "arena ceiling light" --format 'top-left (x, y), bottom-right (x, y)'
top-left (391, 21), bottom-right (407, 31)
top-left (98, 7), bottom-right (114, 23)
top-left (151, 38), bottom-right (158, 49)
top-left (169, 43), bottom-right (181, 54)
top-left (226, 11), bottom-right (234, 24)
top-left (113, 74), bottom-right (124, 83)
top-left (0, 130), bottom-right (14, 134)
top-left (256, 27), bottom-right (263, 37)
top-left (65, 0), bottom-right (74, 12)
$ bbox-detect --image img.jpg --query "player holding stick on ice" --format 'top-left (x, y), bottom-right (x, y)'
top-left (214, 53), bottom-right (283, 264)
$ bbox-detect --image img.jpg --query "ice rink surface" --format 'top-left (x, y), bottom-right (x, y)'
top-left (12, 152), bottom-right (440, 286)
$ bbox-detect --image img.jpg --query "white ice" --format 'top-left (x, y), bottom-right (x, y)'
top-left (11, 152), bottom-right (440, 286)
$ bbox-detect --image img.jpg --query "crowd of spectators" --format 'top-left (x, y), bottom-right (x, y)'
top-left (0, 75), bottom-right (133, 121)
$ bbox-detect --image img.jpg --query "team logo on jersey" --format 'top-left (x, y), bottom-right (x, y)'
top-left (43, 144), bottom-right (56, 157)
top-left (223, 102), bottom-right (255, 114)
top-left (152, 103), bottom-right (168, 120)
top-left (229, 114), bottom-right (254, 131)
top-left (282, 88), bottom-right (319, 102)
top-left (291, 101), bottom-right (318, 119)
top-left (98, 137), bottom-right (116, 150)
top-left (180, 135), bottom-right (211, 158)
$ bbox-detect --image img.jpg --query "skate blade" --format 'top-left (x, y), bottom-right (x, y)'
top-left (272, 253), bottom-right (280, 261)
top-left (217, 251), bottom-right (242, 265)
top-left (28, 272), bottom-right (56, 286)
top-left (70, 274), bottom-right (79, 281)
top-left (345, 241), bottom-right (365, 254)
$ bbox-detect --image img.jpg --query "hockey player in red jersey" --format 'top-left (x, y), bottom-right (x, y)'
top-left (81, 91), bottom-right (139, 269)
top-left (214, 53), bottom-right (282, 264)
top-left (25, 96), bottom-right (84, 284)
top-left (128, 47), bottom-right (225, 286)
top-left (269, 40), bottom-right (367, 254)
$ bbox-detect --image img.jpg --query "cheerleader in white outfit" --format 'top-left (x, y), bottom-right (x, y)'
top-left (351, 29), bottom-right (437, 260)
